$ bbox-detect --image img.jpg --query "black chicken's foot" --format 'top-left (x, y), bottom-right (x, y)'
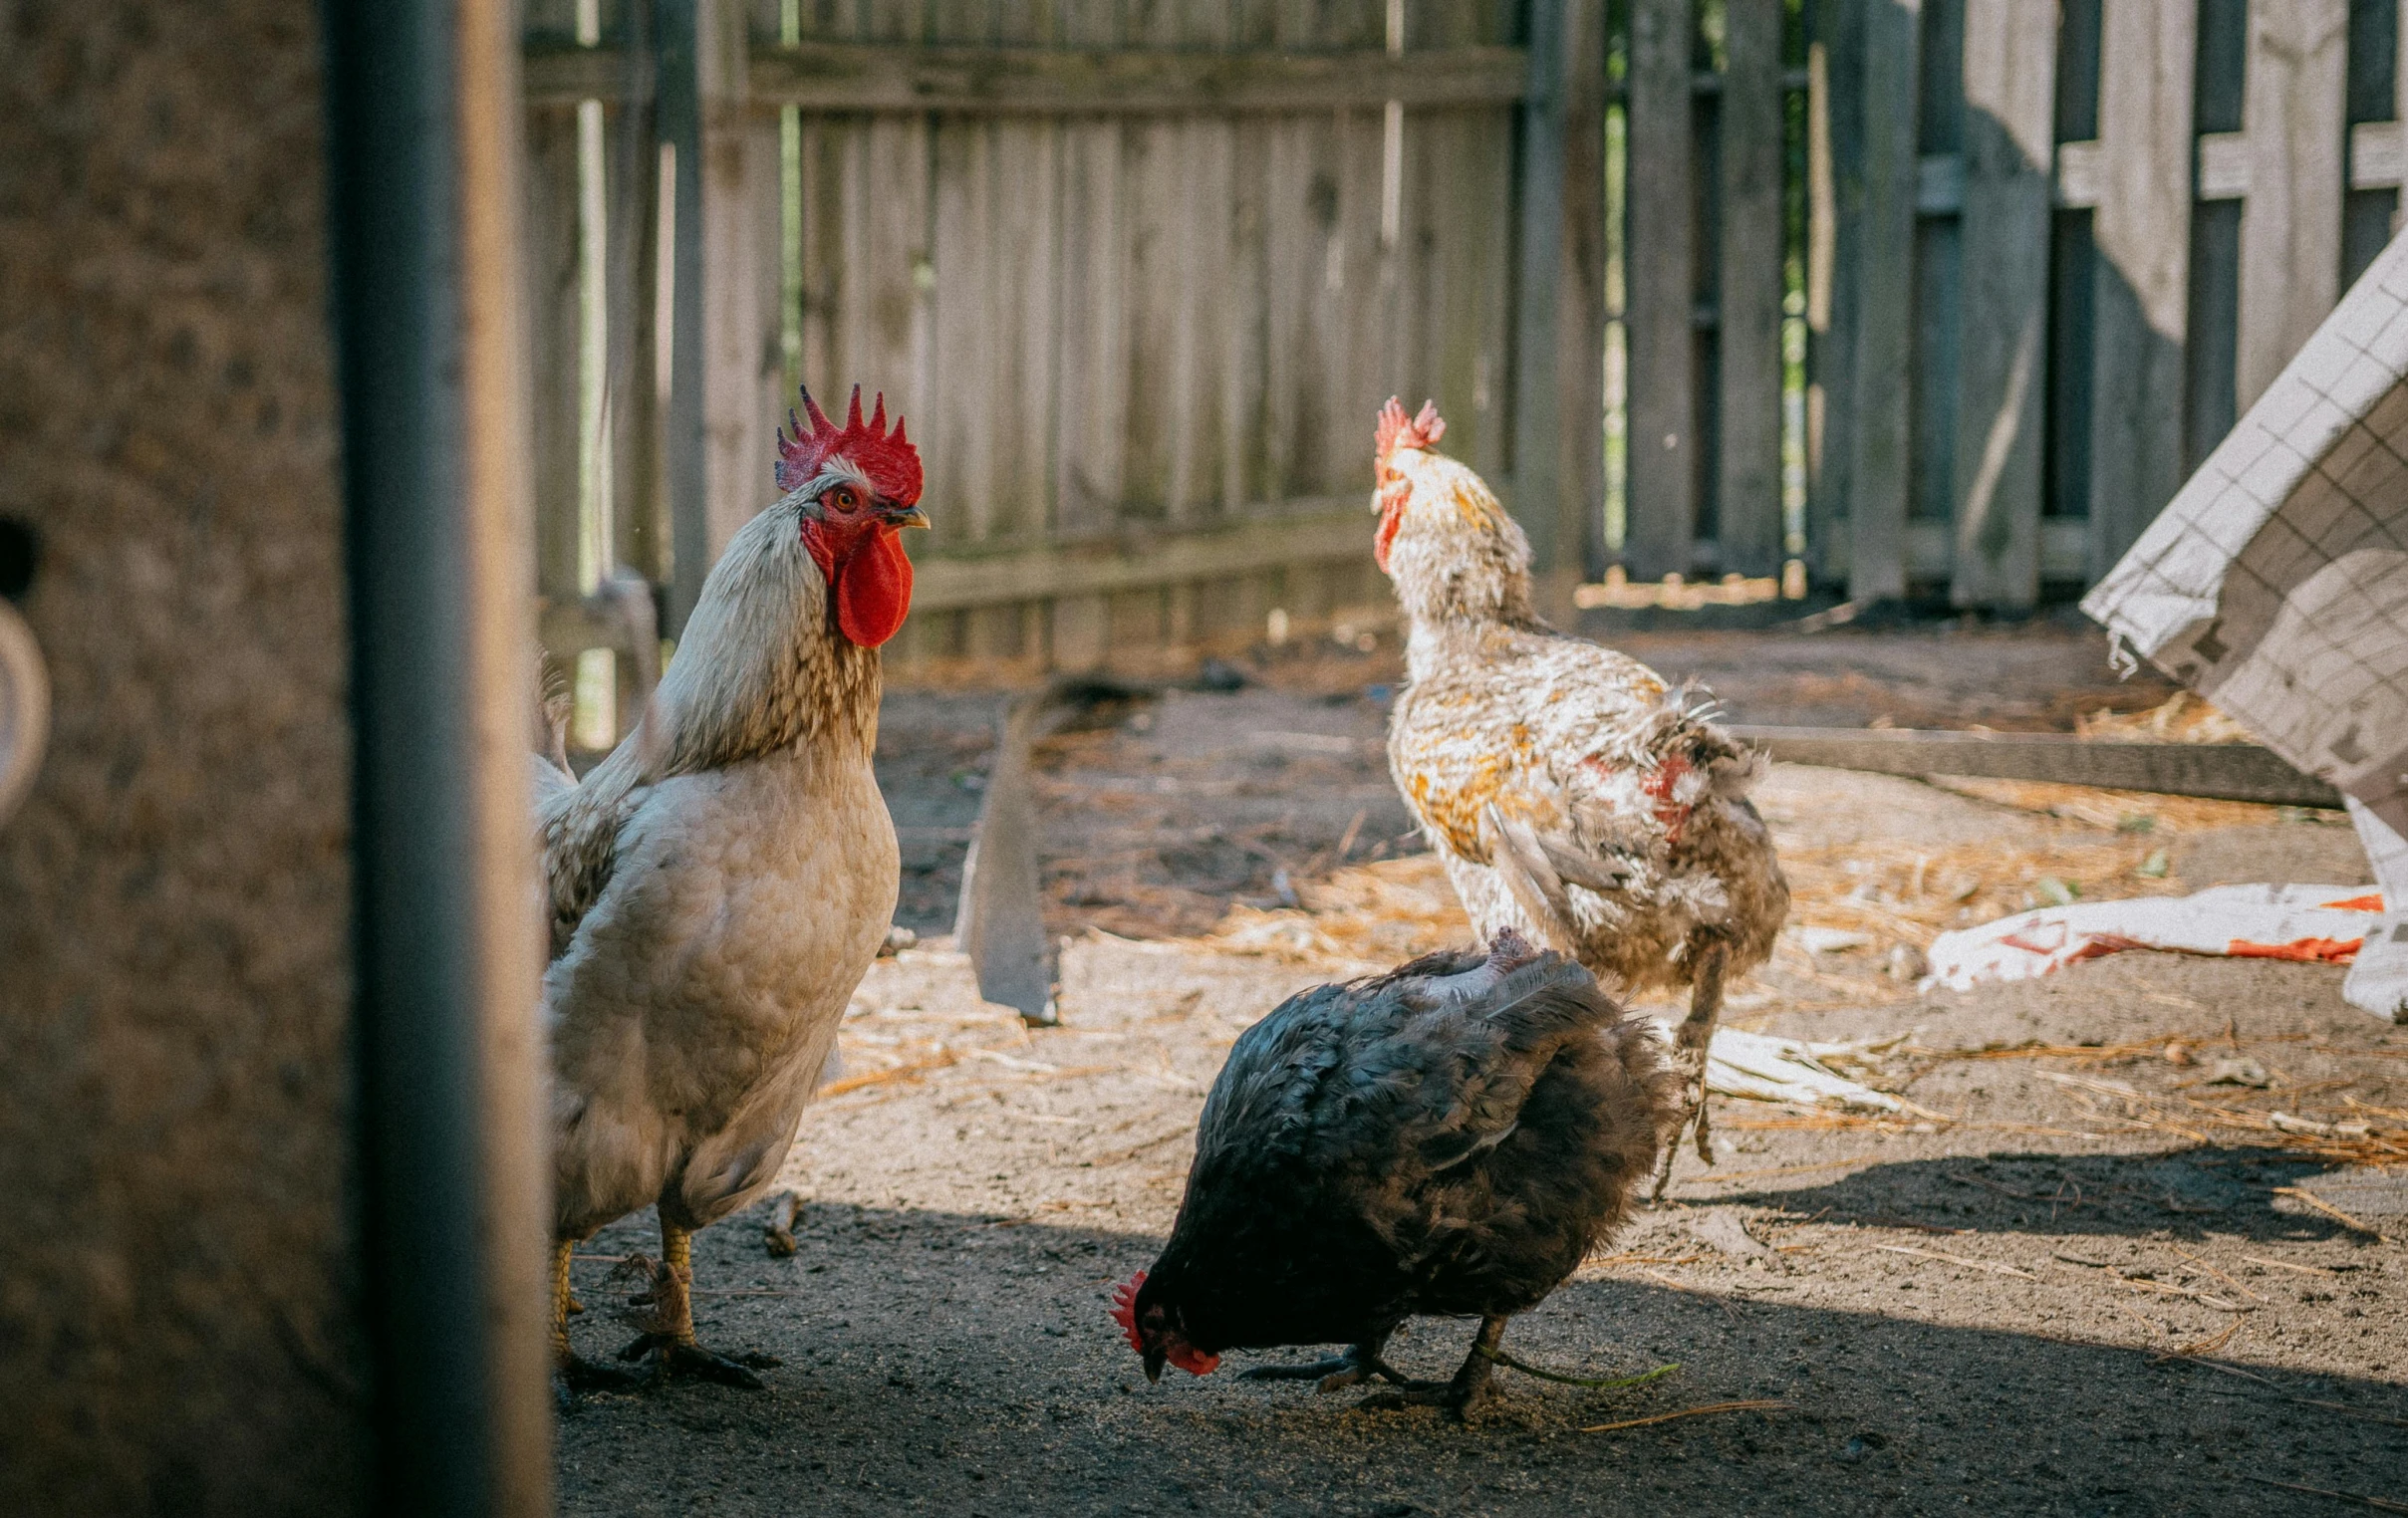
top-left (617, 1332), bottom-right (783, 1390)
top-left (1238, 1344), bottom-right (1400, 1392)
top-left (763, 1192), bottom-right (803, 1257)
top-left (556, 1353), bottom-right (646, 1392)
top-left (1356, 1317), bottom-right (1504, 1421)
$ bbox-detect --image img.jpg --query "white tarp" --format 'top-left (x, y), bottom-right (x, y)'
top-left (1923, 884), bottom-right (2384, 992)
top-left (2083, 225), bottom-right (2408, 1021)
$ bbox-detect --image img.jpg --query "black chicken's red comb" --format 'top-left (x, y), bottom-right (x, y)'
top-left (1109, 1271), bottom-right (1147, 1353)
top-left (1376, 396), bottom-right (1446, 462)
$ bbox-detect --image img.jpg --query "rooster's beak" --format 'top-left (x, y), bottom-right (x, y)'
top-left (882, 503), bottom-right (931, 530)
top-left (1141, 1346), bottom-right (1166, 1384)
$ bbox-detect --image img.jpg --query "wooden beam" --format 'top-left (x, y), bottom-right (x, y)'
top-left (1805, 0), bottom-right (1863, 591)
top-left (1622, 0), bottom-right (1698, 581)
top-left (1845, 0), bottom-right (1921, 603)
top-left (525, 41), bottom-right (1531, 113)
top-left (658, 0), bottom-right (709, 635)
top-left (907, 503), bottom-right (1381, 613)
top-left (2236, 0), bottom-right (2347, 410)
top-left (697, 0), bottom-right (763, 570)
top-left (2085, 0), bottom-right (2194, 581)
top-left (1717, 0), bottom-right (1788, 578)
top-left (1947, 0), bottom-right (2055, 610)
top-left (1729, 726), bottom-right (2342, 807)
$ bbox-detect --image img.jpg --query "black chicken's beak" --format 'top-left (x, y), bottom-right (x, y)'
top-left (1141, 1346), bottom-right (1166, 1384)
top-left (881, 502), bottom-right (931, 530)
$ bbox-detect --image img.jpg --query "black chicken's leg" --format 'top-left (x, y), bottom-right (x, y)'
top-left (1358, 1316), bottom-right (1506, 1420)
top-left (1652, 936), bottom-right (1731, 1200)
top-left (1237, 1339), bottom-right (1400, 1392)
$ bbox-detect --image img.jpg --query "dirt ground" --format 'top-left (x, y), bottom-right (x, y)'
top-left (556, 623), bottom-right (2406, 1516)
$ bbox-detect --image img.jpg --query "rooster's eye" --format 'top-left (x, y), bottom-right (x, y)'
top-left (828, 486), bottom-right (860, 513)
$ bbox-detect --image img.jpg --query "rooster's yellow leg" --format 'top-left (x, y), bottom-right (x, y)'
top-left (552, 1239), bottom-right (575, 1361)
top-left (642, 1220), bottom-right (782, 1389)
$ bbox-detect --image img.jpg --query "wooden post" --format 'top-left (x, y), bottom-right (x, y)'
top-left (2084, 0), bottom-right (2194, 580)
top-left (1623, 0), bottom-right (1697, 582)
top-left (1719, 0), bottom-right (1788, 578)
top-left (1510, 0), bottom-right (1605, 609)
top-left (1947, 0), bottom-right (2054, 611)
top-left (1846, 0), bottom-right (1921, 603)
top-left (2236, 0), bottom-right (2347, 410)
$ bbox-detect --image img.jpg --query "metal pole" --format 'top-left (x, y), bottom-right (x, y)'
top-left (320, 1), bottom-right (554, 1513)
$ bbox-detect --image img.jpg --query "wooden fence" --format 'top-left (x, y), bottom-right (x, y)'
top-left (521, 1), bottom-right (2407, 732)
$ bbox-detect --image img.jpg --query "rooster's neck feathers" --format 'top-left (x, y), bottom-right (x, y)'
top-left (1382, 450), bottom-right (1543, 677)
top-left (641, 502), bottom-right (882, 779)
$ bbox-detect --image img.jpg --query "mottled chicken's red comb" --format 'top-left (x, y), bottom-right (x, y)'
top-left (1109, 1271), bottom-right (1147, 1354)
top-left (776, 383), bottom-right (924, 507)
top-left (1375, 397), bottom-right (1446, 462)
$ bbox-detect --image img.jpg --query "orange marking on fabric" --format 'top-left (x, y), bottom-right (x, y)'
top-left (2227, 937), bottom-right (2361, 963)
top-left (2320, 893), bottom-right (2384, 912)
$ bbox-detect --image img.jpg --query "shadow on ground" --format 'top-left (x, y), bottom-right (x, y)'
top-left (556, 1201), bottom-right (2405, 1517)
top-left (1712, 1146), bottom-right (2360, 1244)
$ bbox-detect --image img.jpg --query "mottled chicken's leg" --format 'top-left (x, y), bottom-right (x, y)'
top-left (1358, 1316), bottom-right (1506, 1420)
top-left (617, 1222), bottom-right (784, 1389)
top-left (1237, 1337), bottom-right (1402, 1392)
top-left (553, 1239), bottom-right (641, 1392)
top-left (1651, 936), bottom-right (1730, 1200)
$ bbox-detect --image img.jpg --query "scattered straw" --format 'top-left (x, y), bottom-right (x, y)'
top-left (1578, 1399), bottom-right (1793, 1434)
top-left (1873, 1243), bottom-right (2037, 1280)
top-left (2241, 1254), bottom-right (2340, 1278)
top-left (2272, 1186), bottom-right (2396, 1242)
top-left (2150, 1315), bottom-right (2245, 1363)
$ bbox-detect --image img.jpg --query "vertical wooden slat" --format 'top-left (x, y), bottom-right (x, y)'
top-left (1624, 0), bottom-right (1699, 582)
top-left (2236, 0), bottom-right (2348, 409)
top-left (2083, 0), bottom-right (2194, 580)
top-left (1045, 0), bottom-right (1123, 666)
top-left (1718, 0), bottom-right (1787, 577)
top-left (695, 0), bottom-right (761, 563)
top-left (1808, 0), bottom-right (1864, 589)
top-left (1947, 0), bottom-right (2054, 610)
top-left (1846, 0), bottom-right (1920, 603)
top-left (526, 109), bottom-right (587, 609)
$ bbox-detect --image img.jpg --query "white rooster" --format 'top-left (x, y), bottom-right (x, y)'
top-left (536, 386), bottom-right (925, 1387)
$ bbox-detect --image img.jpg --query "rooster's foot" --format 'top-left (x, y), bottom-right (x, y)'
top-left (1238, 1344), bottom-right (1399, 1392)
top-left (617, 1333), bottom-right (782, 1390)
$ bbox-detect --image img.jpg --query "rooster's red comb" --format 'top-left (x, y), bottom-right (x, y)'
top-left (1109, 1271), bottom-right (1147, 1354)
top-left (776, 384), bottom-right (923, 507)
top-left (1376, 397), bottom-right (1446, 462)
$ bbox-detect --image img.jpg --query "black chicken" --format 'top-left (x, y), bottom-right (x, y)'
top-left (1110, 929), bottom-right (1678, 1417)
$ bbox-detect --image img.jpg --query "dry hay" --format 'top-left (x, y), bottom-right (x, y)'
top-left (2074, 691), bottom-right (2255, 744)
top-left (1925, 776), bottom-right (2309, 834)
top-left (1204, 855), bottom-right (1473, 971)
top-left (1779, 833), bottom-right (2189, 950)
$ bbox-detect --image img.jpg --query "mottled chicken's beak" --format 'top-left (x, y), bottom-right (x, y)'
top-left (1141, 1346), bottom-right (1166, 1384)
top-left (881, 502), bottom-right (931, 530)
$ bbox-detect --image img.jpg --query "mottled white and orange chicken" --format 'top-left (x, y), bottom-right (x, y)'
top-left (534, 386), bottom-right (926, 1387)
top-left (1371, 398), bottom-right (1788, 1191)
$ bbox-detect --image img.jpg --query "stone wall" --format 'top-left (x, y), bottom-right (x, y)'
top-left (0, 0), bottom-right (368, 1509)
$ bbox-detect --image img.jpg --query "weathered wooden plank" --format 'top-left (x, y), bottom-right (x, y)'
top-left (992, 118), bottom-right (1061, 538)
top-left (1621, 0), bottom-right (1698, 581)
top-left (911, 503), bottom-right (1372, 611)
top-left (1946, 0), bottom-right (2054, 610)
top-left (1119, 116), bottom-right (1181, 521)
top-left (2235, 0), bottom-right (2347, 409)
top-left (525, 107), bottom-right (588, 607)
top-left (1717, 0), bottom-right (1787, 578)
top-left (1844, 0), bottom-right (1919, 603)
top-left (2084, 0), bottom-right (2194, 581)
top-left (659, 0), bottom-right (709, 633)
top-left (530, 41), bottom-right (1535, 110)
top-left (1727, 726), bottom-right (2341, 807)
top-left (1050, 0), bottom-right (1127, 542)
top-left (930, 116), bottom-right (998, 549)
top-left (844, 112), bottom-right (932, 473)
top-left (1805, 0), bottom-right (1858, 590)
